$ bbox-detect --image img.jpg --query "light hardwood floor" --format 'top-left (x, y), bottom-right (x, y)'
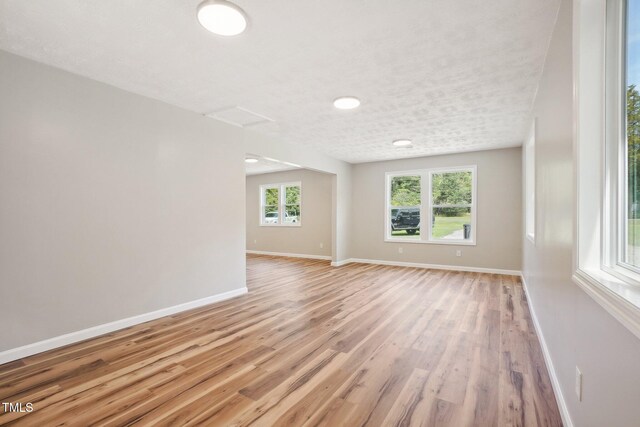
top-left (0, 255), bottom-right (562, 426)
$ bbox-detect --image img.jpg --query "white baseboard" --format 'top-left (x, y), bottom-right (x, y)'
top-left (246, 250), bottom-right (331, 261)
top-left (0, 287), bottom-right (248, 365)
top-left (330, 257), bottom-right (521, 276)
top-left (520, 274), bottom-right (574, 427)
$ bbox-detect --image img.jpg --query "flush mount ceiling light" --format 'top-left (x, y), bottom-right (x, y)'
top-left (333, 96), bottom-right (361, 110)
top-left (245, 158), bottom-right (258, 163)
top-left (392, 139), bottom-right (413, 147)
top-left (197, 0), bottom-right (248, 36)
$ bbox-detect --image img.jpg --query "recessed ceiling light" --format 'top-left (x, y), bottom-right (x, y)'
top-left (333, 96), bottom-right (361, 110)
top-left (245, 158), bottom-right (258, 163)
top-left (393, 139), bottom-right (413, 147)
top-left (197, 0), bottom-right (248, 36)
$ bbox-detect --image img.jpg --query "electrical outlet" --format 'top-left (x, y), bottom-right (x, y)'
top-left (456, 250), bottom-right (462, 257)
top-left (254, 239), bottom-right (257, 244)
top-left (398, 247), bottom-right (403, 254)
top-left (575, 367), bottom-right (583, 401)
top-left (320, 243), bottom-right (324, 249)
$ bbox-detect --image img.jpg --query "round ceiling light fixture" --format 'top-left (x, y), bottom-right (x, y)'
top-left (197, 0), bottom-right (248, 36)
top-left (333, 96), bottom-right (361, 110)
top-left (245, 158), bottom-right (258, 163)
top-left (392, 139), bottom-right (413, 147)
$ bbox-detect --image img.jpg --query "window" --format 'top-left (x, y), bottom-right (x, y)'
top-left (573, 0), bottom-right (640, 341)
top-left (622, 0), bottom-right (640, 269)
top-left (602, 0), bottom-right (640, 280)
top-left (260, 182), bottom-right (301, 226)
top-left (389, 175), bottom-right (421, 239)
top-left (385, 166), bottom-right (476, 244)
top-left (525, 120), bottom-right (536, 242)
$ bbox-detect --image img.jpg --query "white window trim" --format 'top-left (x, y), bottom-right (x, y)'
top-left (525, 119), bottom-right (536, 244)
top-left (384, 165), bottom-right (477, 246)
top-left (259, 181), bottom-right (302, 227)
top-left (573, 0), bottom-right (640, 340)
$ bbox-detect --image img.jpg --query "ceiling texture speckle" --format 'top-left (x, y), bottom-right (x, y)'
top-left (0, 0), bottom-right (560, 163)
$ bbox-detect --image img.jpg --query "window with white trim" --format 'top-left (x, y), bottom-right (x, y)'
top-left (385, 166), bottom-right (476, 244)
top-left (603, 0), bottom-right (640, 280)
top-left (525, 120), bottom-right (536, 242)
top-left (573, 0), bottom-right (640, 339)
top-left (260, 182), bottom-right (301, 226)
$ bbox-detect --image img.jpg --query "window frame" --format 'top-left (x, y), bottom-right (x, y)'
top-left (602, 0), bottom-right (640, 283)
top-left (259, 181), bottom-right (302, 227)
top-left (384, 165), bottom-right (477, 245)
top-left (525, 119), bottom-right (536, 244)
top-left (573, 0), bottom-right (640, 341)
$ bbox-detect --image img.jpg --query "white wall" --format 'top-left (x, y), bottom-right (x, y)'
top-left (350, 147), bottom-right (522, 271)
top-left (523, 1), bottom-right (640, 426)
top-left (246, 169), bottom-right (332, 257)
top-left (243, 130), bottom-right (353, 263)
top-left (0, 51), bottom-right (247, 352)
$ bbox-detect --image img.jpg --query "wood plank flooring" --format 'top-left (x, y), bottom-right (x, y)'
top-left (0, 255), bottom-right (563, 426)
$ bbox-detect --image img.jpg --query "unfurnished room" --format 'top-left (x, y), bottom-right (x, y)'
top-left (1, 0), bottom-right (640, 426)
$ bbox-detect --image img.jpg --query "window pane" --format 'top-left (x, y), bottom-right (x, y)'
top-left (390, 208), bottom-right (421, 238)
top-left (432, 171), bottom-right (472, 205)
top-left (284, 205), bottom-right (300, 223)
top-left (625, 0), bottom-right (640, 265)
top-left (432, 207), bottom-right (472, 240)
top-left (286, 186), bottom-right (301, 205)
top-left (263, 205), bottom-right (278, 224)
top-left (390, 176), bottom-right (420, 239)
top-left (390, 176), bottom-right (421, 207)
top-left (264, 187), bottom-right (279, 206)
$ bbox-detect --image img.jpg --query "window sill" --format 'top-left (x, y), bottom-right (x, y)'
top-left (384, 238), bottom-right (476, 246)
top-left (573, 268), bottom-right (640, 340)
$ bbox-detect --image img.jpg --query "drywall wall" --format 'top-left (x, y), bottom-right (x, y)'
top-left (0, 51), bottom-right (247, 352)
top-left (246, 169), bottom-right (332, 257)
top-left (350, 147), bottom-right (522, 271)
top-left (243, 130), bottom-right (353, 263)
top-left (522, 1), bottom-right (640, 426)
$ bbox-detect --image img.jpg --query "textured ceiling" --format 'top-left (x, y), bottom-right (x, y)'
top-left (245, 156), bottom-right (298, 176)
top-left (0, 0), bottom-right (560, 163)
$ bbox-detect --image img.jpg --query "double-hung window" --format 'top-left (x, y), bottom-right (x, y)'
top-left (385, 166), bottom-right (476, 244)
top-left (603, 0), bottom-right (640, 281)
top-left (260, 182), bottom-right (301, 226)
top-left (573, 0), bottom-right (640, 339)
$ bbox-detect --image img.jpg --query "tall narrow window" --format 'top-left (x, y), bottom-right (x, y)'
top-left (260, 182), bottom-right (301, 226)
top-left (284, 185), bottom-right (301, 224)
top-left (430, 169), bottom-right (474, 242)
top-left (389, 175), bottom-right (421, 239)
top-left (525, 121), bottom-right (536, 242)
top-left (622, 0), bottom-right (640, 268)
top-left (385, 166), bottom-right (476, 244)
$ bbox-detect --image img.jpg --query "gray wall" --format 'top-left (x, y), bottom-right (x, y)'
top-left (523, 1), bottom-right (640, 426)
top-left (246, 169), bottom-right (332, 257)
top-left (0, 51), bottom-right (246, 351)
top-left (243, 130), bottom-right (353, 263)
top-left (351, 147), bottom-right (522, 271)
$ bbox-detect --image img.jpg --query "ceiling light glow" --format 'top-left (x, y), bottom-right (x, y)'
top-left (392, 139), bottom-right (413, 147)
top-left (197, 0), bottom-right (248, 36)
top-left (333, 96), bottom-right (361, 110)
top-left (245, 158), bottom-right (258, 163)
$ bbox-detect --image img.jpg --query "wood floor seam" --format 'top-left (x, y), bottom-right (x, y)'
top-left (0, 255), bottom-right (562, 426)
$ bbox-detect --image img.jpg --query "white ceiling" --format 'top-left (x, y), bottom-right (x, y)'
top-left (0, 0), bottom-right (560, 163)
top-left (245, 156), bottom-right (298, 176)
